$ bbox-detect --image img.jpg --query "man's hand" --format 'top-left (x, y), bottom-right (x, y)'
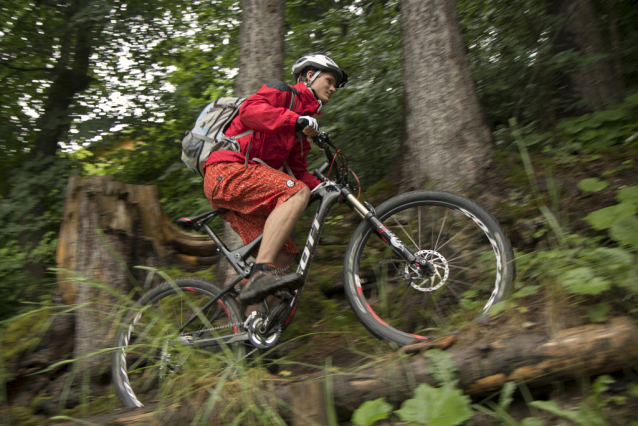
top-left (296, 116), bottom-right (320, 141)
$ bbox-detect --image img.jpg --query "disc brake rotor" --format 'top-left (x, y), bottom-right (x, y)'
top-left (405, 250), bottom-right (449, 292)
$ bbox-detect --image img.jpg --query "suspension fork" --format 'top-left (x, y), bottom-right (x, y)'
top-left (342, 188), bottom-right (424, 268)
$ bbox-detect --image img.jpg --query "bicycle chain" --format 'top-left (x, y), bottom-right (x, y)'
top-left (179, 322), bottom-right (245, 336)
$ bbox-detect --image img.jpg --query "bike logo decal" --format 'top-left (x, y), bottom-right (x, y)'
top-left (376, 224), bottom-right (388, 234)
top-left (286, 179), bottom-right (295, 187)
top-left (299, 218), bottom-right (321, 272)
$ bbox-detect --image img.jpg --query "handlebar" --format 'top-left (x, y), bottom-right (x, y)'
top-left (312, 132), bottom-right (343, 183)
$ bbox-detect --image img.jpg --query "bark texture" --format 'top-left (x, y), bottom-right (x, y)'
top-left (235, 0), bottom-right (286, 97)
top-left (561, 0), bottom-right (623, 111)
top-left (52, 317), bottom-right (638, 425)
top-left (56, 176), bottom-right (218, 373)
top-left (275, 317), bottom-right (638, 423)
top-left (217, 0), bottom-right (286, 285)
top-left (400, 0), bottom-right (493, 192)
top-left (21, 9), bottom-right (94, 282)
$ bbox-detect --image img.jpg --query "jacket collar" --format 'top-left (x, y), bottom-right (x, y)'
top-left (293, 82), bottom-right (322, 115)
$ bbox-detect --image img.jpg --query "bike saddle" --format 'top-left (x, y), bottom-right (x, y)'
top-left (177, 208), bottom-right (229, 230)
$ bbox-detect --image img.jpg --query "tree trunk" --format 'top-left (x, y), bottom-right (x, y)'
top-left (20, 14), bottom-right (95, 282)
top-left (399, 0), bottom-right (493, 192)
top-left (67, 317), bottom-right (638, 425)
top-left (217, 0), bottom-right (286, 285)
top-left (560, 0), bottom-right (623, 111)
top-left (235, 0), bottom-right (286, 97)
top-left (56, 176), bottom-right (219, 374)
top-left (275, 317), bottom-right (638, 423)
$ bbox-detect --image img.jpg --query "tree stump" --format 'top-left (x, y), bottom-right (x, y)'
top-left (55, 175), bottom-right (219, 374)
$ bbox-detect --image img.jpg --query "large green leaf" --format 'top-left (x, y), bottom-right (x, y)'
top-left (351, 398), bottom-right (393, 426)
top-left (609, 215), bottom-right (638, 248)
top-left (559, 267), bottom-right (611, 295)
top-left (395, 383), bottom-right (473, 426)
top-left (577, 178), bottom-right (608, 192)
top-left (584, 203), bottom-right (637, 230)
top-left (617, 186), bottom-right (638, 206)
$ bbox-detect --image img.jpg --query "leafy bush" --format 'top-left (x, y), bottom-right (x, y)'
top-left (557, 94), bottom-right (638, 152)
top-left (351, 350), bottom-right (473, 426)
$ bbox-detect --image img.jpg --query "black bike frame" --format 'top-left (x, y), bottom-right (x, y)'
top-left (179, 168), bottom-right (423, 349)
top-left (180, 179), bottom-right (344, 347)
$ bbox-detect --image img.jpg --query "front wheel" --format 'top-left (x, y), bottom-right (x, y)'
top-left (343, 191), bottom-right (515, 345)
top-left (111, 278), bottom-right (245, 408)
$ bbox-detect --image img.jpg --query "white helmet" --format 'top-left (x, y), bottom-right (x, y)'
top-left (291, 53), bottom-right (348, 88)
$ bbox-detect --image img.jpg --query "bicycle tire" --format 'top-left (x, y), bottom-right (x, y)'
top-left (343, 191), bottom-right (515, 345)
top-left (111, 277), bottom-right (245, 408)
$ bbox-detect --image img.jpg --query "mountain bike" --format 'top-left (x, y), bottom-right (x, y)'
top-left (111, 133), bottom-right (516, 408)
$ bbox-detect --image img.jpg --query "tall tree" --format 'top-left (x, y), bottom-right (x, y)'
top-left (218, 0), bottom-right (286, 285)
top-left (0, 0), bottom-right (198, 318)
top-left (557, 0), bottom-right (623, 111)
top-left (400, 0), bottom-right (493, 191)
top-left (236, 0), bottom-right (285, 97)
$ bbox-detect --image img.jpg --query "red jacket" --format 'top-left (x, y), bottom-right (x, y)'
top-left (205, 81), bottom-right (322, 189)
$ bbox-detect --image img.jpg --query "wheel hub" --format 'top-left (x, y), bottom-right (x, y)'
top-left (404, 250), bottom-right (450, 292)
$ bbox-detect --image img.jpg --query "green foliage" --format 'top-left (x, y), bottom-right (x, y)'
top-left (584, 185), bottom-right (638, 249)
top-left (351, 383), bottom-right (473, 426)
top-left (424, 349), bottom-right (460, 387)
top-left (286, 0), bottom-right (403, 186)
top-left (0, 156), bottom-right (78, 320)
top-left (557, 94), bottom-right (638, 151)
top-left (352, 350), bottom-right (472, 426)
top-left (530, 376), bottom-right (617, 426)
top-left (586, 303), bottom-right (611, 323)
top-left (396, 383), bottom-right (473, 426)
top-left (474, 382), bottom-right (546, 426)
top-left (351, 398), bottom-right (393, 426)
top-left (559, 267), bottom-right (611, 295)
top-left (578, 178), bottom-right (609, 192)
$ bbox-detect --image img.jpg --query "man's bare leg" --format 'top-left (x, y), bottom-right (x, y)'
top-left (243, 186), bottom-right (309, 315)
top-left (255, 186), bottom-right (310, 265)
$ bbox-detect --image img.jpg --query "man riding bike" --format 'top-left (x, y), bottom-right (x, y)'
top-left (203, 53), bottom-right (348, 308)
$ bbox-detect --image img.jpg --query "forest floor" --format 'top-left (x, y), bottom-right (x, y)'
top-left (3, 144), bottom-right (638, 425)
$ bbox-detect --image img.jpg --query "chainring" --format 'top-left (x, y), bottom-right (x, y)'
top-left (244, 312), bottom-right (282, 349)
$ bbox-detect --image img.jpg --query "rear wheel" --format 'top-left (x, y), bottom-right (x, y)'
top-left (111, 278), bottom-right (245, 407)
top-left (343, 191), bottom-right (515, 345)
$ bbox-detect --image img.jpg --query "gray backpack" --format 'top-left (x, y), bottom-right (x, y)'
top-left (181, 97), bottom-right (252, 177)
top-left (181, 89), bottom-right (297, 178)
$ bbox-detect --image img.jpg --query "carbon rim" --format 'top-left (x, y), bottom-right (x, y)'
top-left (114, 281), bottom-right (243, 407)
top-left (349, 195), bottom-right (512, 342)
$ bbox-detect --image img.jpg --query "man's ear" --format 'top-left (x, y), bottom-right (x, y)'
top-left (306, 70), bottom-right (315, 81)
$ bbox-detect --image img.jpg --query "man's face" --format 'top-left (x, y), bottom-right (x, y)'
top-left (309, 71), bottom-right (337, 104)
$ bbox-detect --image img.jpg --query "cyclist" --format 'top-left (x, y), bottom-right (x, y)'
top-left (203, 53), bottom-right (348, 307)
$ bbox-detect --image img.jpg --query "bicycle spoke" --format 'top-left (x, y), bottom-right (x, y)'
top-left (345, 192), bottom-right (514, 343)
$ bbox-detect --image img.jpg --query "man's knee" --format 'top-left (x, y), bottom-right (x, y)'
top-left (295, 185), bottom-right (311, 203)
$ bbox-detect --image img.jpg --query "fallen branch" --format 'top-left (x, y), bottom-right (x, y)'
top-left (276, 317), bottom-right (638, 422)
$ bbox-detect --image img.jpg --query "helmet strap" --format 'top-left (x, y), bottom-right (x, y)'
top-left (307, 70), bottom-right (322, 87)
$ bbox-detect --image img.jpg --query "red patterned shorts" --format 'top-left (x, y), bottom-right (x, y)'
top-left (203, 162), bottom-right (305, 254)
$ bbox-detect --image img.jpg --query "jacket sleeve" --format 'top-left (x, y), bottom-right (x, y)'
top-left (238, 83), bottom-right (298, 134)
top-left (286, 135), bottom-right (321, 190)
